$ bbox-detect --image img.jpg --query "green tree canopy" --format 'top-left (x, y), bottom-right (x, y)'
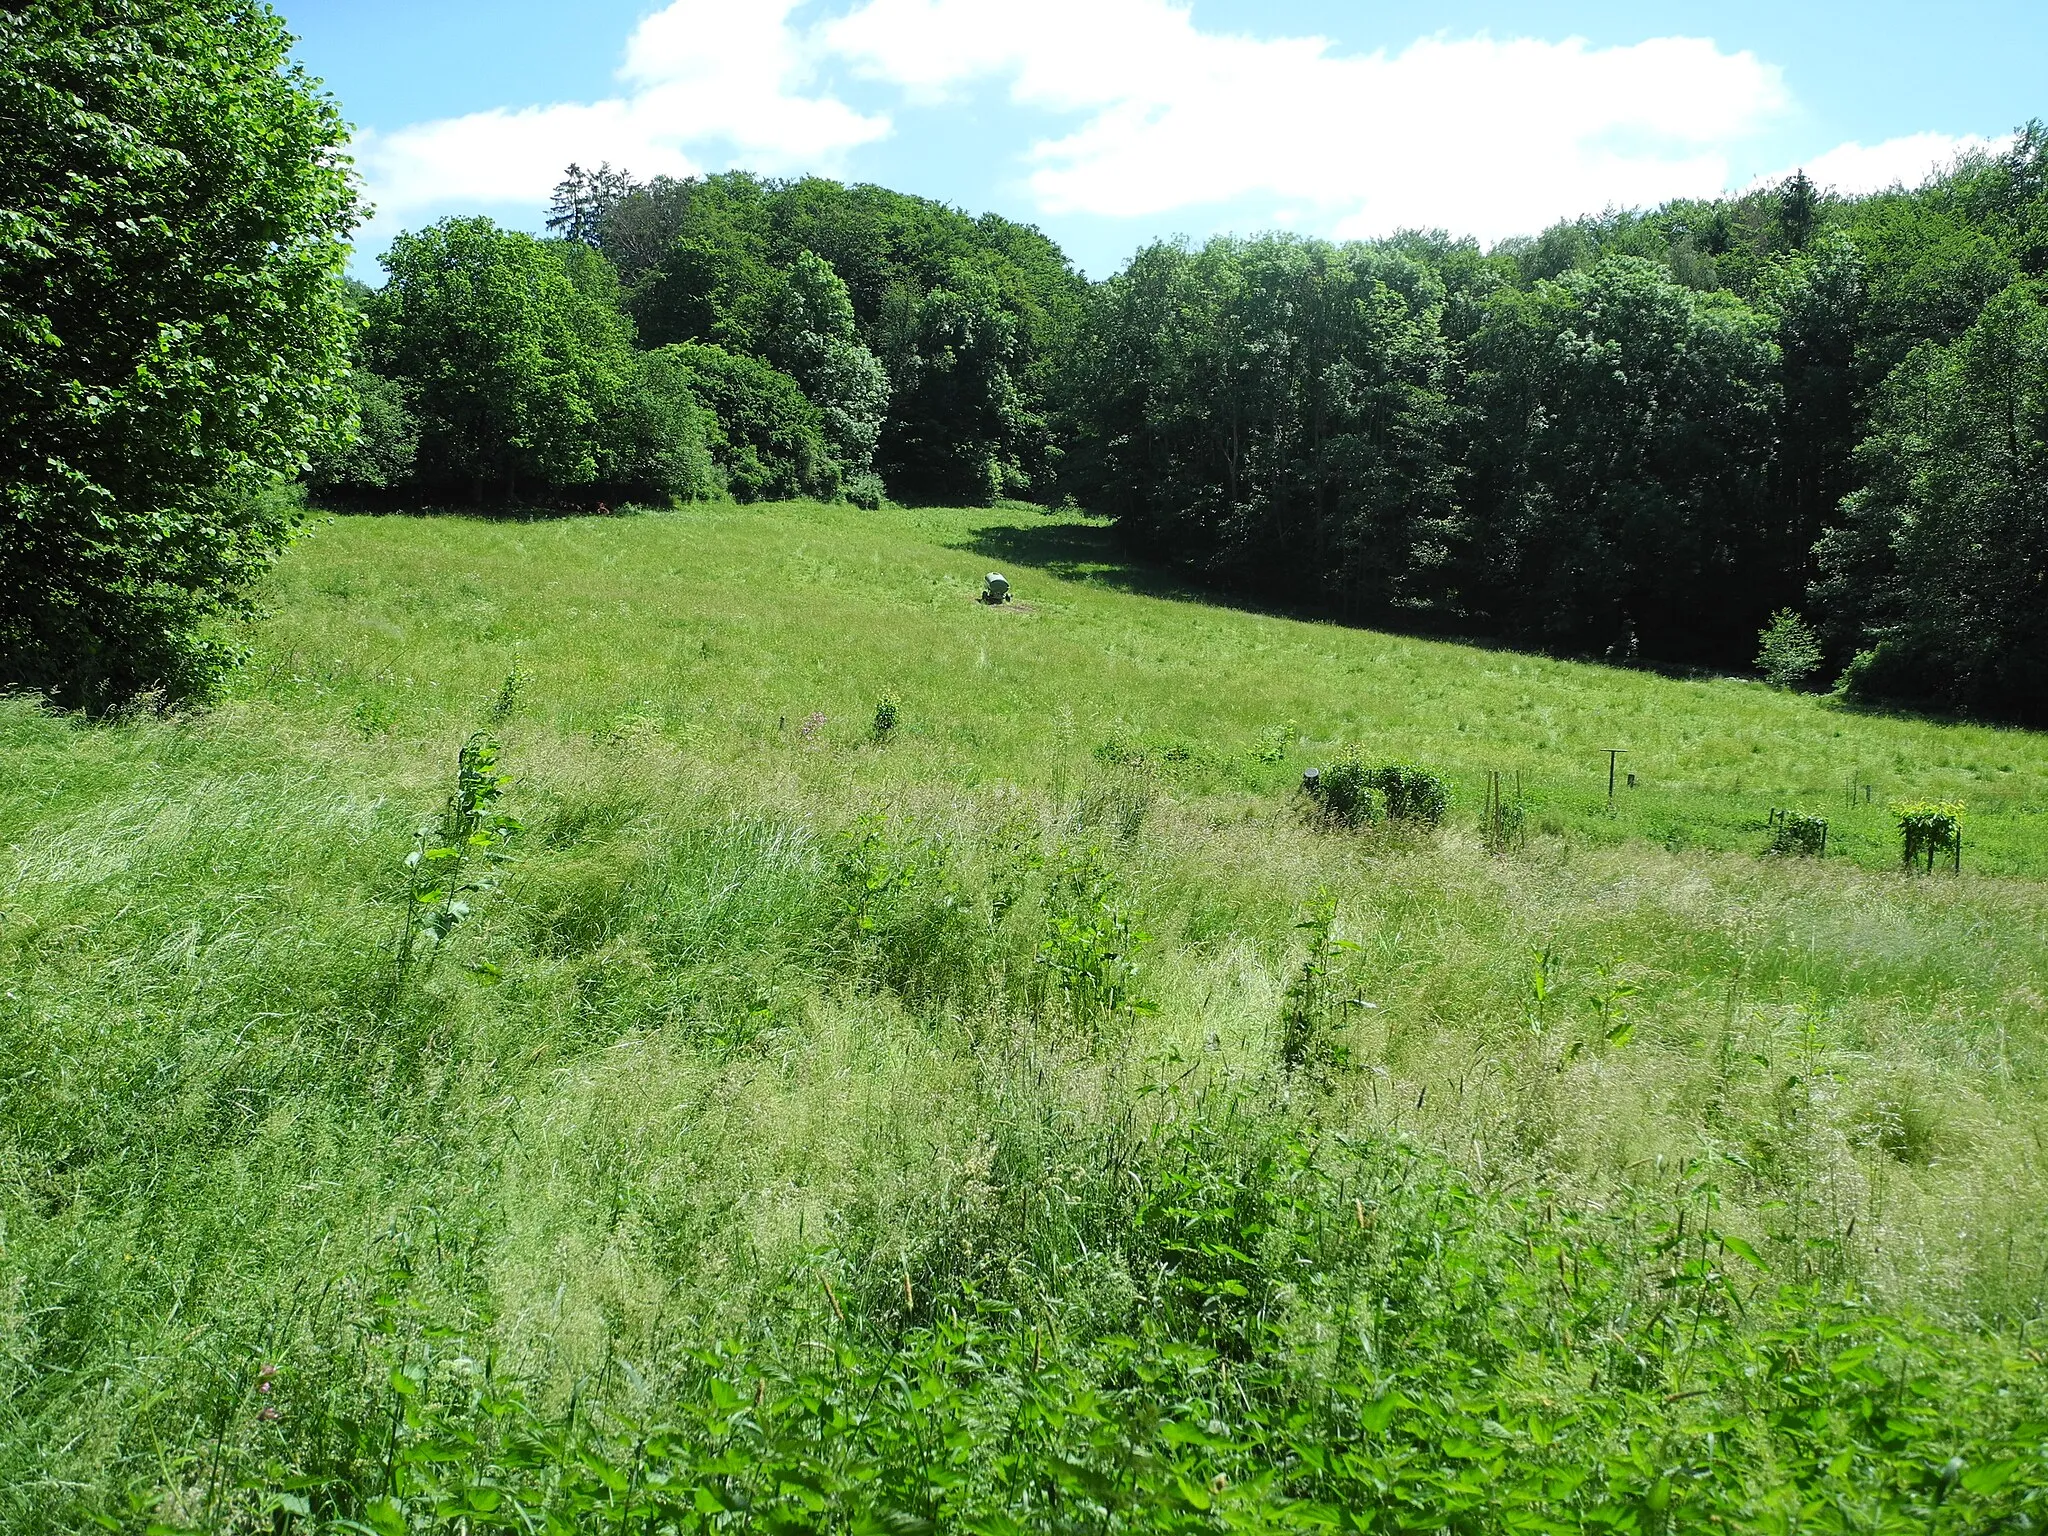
top-left (658, 342), bottom-right (836, 503)
top-left (1460, 257), bottom-right (1782, 662)
top-left (0, 0), bottom-right (359, 706)
top-left (1817, 280), bottom-right (2048, 720)
top-left (1061, 235), bottom-right (1456, 612)
top-left (769, 252), bottom-right (890, 478)
top-left (366, 219), bottom-right (638, 501)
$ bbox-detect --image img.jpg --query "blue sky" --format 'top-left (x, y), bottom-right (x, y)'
top-left (280, 0), bottom-right (2048, 280)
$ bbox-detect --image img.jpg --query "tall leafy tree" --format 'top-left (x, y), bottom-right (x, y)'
top-left (1816, 280), bottom-right (2048, 719)
top-left (1776, 171), bottom-right (1822, 253)
top-left (1459, 258), bottom-right (1781, 662)
top-left (546, 161), bottom-right (639, 248)
top-left (657, 343), bottom-right (835, 503)
top-left (594, 170), bottom-right (1081, 501)
top-left (1064, 236), bottom-right (1457, 612)
top-left (878, 265), bottom-right (1032, 503)
top-left (1758, 235), bottom-right (1866, 613)
top-left (366, 218), bottom-right (636, 501)
top-left (768, 253), bottom-right (889, 479)
top-left (1, 0), bottom-right (358, 706)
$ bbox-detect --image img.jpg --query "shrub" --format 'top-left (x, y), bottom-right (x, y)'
top-left (1, 0), bottom-right (359, 706)
top-left (1301, 757), bottom-right (1379, 828)
top-left (1482, 770), bottom-right (1527, 855)
top-left (1368, 761), bottom-right (1451, 825)
top-left (1757, 607), bottom-right (1825, 688)
top-left (393, 734), bottom-right (519, 994)
top-left (1304, 759), bottom-right (1450, 830)
top-left (1893, 799), bottom-right (1963, 871)
top-left (1767, 809), bottom-right (1830, 856)
top-left (843, 470), bottom-right (888, 510)
top-left (1279, 897), bottom-right (1355, 1074)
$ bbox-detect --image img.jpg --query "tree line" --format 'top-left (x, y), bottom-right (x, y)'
top-left (4, 3), bottom-right (2045, 722)
top-left (1057, 145), bottom-right (2048, 722)
top-left (315, 166), bottom-right (1083, 514)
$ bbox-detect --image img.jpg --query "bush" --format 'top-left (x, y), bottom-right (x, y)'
top-left (0, 0), bottom-right (359, 706)
top-left (1757, 608), bottom-right (1824, 689)
top-left (843, 470), bottom-right (888, 510)
top-left (1893, 799), bottom-right (1963, 871)
top-left (1368, 761), bottom-right (1452, 825)
top-left (1304, 759), bottom-right (1450, 830)
top-left (1767, 809), bottom-right (1829, 856)
top-left (1302, 757), bottom-right (1379, 828)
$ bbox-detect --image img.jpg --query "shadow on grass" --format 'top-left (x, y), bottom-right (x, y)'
top-left (950, 518), bottom-right (2048, 740)
top-left (309, 492), bottom-right (674, 522)
top-left (953, 517), bottom-right (1555, 654)
top-left (948, 518), bottom-right (1215, 606)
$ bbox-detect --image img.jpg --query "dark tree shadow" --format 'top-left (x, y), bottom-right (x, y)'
top-left (948, 519), bottom-right (1215, 605)
top-left (953, 515), bottom-right (1863, 697)
top-left (951, 516), bottom-right (1521, 645)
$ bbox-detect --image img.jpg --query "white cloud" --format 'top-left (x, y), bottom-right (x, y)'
top-left (1767, 132), bottom-right (2007, 197)
top-left (347, 0), bottom-right (2014, 268)
top-left (350, 0), bottom-right (888, 250)
top-left (824, 0), bottom-right (1790, 240)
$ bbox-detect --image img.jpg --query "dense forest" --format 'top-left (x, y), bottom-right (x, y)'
top-left (320, 140), bottom-right (2048, 725)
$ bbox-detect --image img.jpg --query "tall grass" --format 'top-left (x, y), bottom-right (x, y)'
top-left (1, 500), bottom-right (2045, 1530)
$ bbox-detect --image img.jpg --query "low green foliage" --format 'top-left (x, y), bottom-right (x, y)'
top-left (1304, 759), bottom-right (1450, 829)
top-left (1481, 770), bottom-right (1528, 855)
top-left (1757, 607), bottom-right (1826, 689)
top-left (1768, 808), bottom-right (1830, 856)
top-left (1032, 844), bottom-right (1153, 1038)
top-left (1302, 756), bottom-right (1379, 828)
top-left (4, 502), bottom-right (2048, 1531)
top-left (1366, 761), bottom-right (1451, 825)
top-left (870, 696), bottom-right (900, 742)
top-left (1895, 799), bottom-right (1965, 871)
top-left (1278, 897), bottom-right (1355, 1074)
top-left (247, 1119), bottom-right (2048, 1534)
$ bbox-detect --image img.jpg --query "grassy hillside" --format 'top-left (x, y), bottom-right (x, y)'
top-left (4, 500), bottom-right (2047, 1531)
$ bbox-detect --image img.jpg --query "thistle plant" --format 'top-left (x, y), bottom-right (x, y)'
top-left (871, 696), bottom-right (900, 742)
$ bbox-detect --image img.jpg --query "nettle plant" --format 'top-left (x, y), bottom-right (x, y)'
top-left (1034, 844), bottom-right (1154, 1039)
top-left (1279, 897), bottom-right (1361, 1076)
top-left (393, 734), bottom-right (519, 992)
top-left (1303, 757), bottom-right (1451, 831)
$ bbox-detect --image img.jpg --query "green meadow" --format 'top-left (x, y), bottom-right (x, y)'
top-left (5, 499), bottom-right (2047, 1531)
